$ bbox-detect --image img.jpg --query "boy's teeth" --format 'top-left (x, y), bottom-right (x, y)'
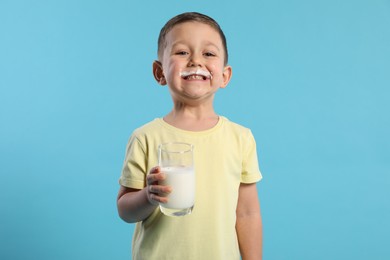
top-left (187, 75), bottom-right (205, 80)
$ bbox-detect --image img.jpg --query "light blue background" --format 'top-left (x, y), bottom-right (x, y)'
top-left (1, 0), bottom-right (389, 259)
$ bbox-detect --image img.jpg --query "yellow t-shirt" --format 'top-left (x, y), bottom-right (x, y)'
top-left (119, 116), bottom-right (262, 260)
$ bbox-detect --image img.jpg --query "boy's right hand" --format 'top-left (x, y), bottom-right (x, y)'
top-left (146, 166), bottom-right (172, 206)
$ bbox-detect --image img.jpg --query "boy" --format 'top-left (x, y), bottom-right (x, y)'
top-left (117, 12), bottom-right (263, 260)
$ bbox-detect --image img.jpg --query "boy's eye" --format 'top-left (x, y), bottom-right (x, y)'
top-left (204, 52), bottom-right (216, 57)
top-left (176, 51), bottom-right (188, 55)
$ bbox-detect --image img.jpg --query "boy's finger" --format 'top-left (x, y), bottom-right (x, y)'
top-left (150, 166), bottom-right (161, 174)
top-left (149, 184), bottom-right (172, 195)
top-left (150, 194), bottom-right (169, 204)
top-left (146, 172), bottom-right (165, 184)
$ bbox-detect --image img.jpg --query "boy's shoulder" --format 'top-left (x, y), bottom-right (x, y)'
top-left (220, 116), bottom-right (252, 134)
top-left (132, 118), bottom-right (161, 136)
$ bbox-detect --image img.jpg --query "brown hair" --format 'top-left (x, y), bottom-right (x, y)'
top-left (157, 12), bottom-right (228, 65)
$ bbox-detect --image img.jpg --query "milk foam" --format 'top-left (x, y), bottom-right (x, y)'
top-left (180, 68), bottom-right (212, 79)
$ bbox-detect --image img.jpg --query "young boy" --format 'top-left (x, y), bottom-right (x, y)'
top-left (117, 12), bottom-right (263, 260)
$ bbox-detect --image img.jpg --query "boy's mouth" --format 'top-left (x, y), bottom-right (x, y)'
top-left (180, 69), bottom-right (212, 80)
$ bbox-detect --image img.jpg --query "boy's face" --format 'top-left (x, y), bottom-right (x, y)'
top-left (153, 22), bottom-right (232, 104)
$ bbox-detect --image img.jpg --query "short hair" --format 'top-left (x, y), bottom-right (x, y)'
top-left (157, 12), bottom-right (228, 65)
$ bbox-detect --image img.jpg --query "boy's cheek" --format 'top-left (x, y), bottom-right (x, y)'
top-left (208, 64), bottom-right (221, 77)
top-left (208, 65), bottom-right (224, 83)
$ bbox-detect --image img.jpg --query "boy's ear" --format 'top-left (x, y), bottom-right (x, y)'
top-left (153, 60), bottom-right (167, 85)
top-left (220, 65), bottom-right (232, 89)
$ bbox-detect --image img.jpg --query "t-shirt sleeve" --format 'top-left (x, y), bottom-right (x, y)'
top-left (241, 130), bottom-right (263, 183)
top-left (119, 134), bottom-right (147, 189)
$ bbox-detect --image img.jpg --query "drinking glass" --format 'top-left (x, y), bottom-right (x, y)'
top-left (158, 142), bottom-right (195, 217)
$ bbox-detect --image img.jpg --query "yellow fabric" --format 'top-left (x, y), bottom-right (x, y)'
top-left (119, 116), bottom-right (262, 260)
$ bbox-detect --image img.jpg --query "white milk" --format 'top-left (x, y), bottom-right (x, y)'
top-left (160, 166), bottom-right (195, 209)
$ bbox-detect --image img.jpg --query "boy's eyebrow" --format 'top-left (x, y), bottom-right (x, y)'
top-left (204, 41), bottom-right (221, 51)
top-left (170, 41), bottom-right (221, 51)
top-left (170, 41), bottom-right (186, 49)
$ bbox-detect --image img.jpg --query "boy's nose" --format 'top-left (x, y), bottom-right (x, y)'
top-left (188, 54), bottom-right (202, 67)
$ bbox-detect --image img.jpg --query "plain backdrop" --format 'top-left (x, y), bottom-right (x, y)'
top-left (1, 0), bottom-right (389, 259)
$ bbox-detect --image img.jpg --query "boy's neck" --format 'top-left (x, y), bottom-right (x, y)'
top-left (163, 107), bottom-right (219, 132)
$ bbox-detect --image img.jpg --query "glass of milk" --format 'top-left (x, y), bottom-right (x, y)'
top-left (158, 142), bottom-right (195, 217)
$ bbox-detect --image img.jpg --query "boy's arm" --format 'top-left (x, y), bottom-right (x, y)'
top-left (236, 183), bottom-right (263, 260)
top-left (117, 167), bottom-right (171, 223)
top-left (117, 186), bottom-right (157, 223)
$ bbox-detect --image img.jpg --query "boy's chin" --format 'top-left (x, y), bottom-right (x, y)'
top-left (181, 90), bottom-right (216, 101)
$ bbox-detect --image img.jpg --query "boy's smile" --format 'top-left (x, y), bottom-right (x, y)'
top-left (153, 21), bottom-right (232, 103)
top-left (180, 68), bottom-right (212, 81)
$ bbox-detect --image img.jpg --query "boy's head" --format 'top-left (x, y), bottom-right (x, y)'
top-left (153, 12), bottom-right (232, 98)
top-left (157, 12), bottom-right (228, 65)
